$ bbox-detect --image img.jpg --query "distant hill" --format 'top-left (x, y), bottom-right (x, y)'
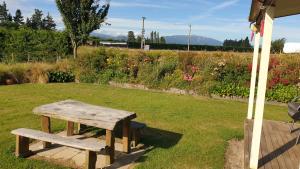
top-left (91, 33), bottom-right (127, 41)
top-left (91, 33), bottom-right (222, 46)
top-left (165, 35), bottom-right (222, 46)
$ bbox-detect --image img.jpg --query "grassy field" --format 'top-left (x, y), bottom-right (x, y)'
top-left (0, 83), bottom-right (289, 169)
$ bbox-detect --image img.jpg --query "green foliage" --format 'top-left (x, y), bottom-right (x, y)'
top-left (223, 37), bottom-right (251, 48)
top-left (266, 84), bottom-right (300, 103)
top-left (127, 31), bottom-right (135, 43)
top-left (13, 9), bottom-right (24, 26)
top-left (2, 47), bottom-right (300, 103)
top-left (148, 31), bottom-right (162, 44)
top-left (28, 9), bottom-right (43, 29)
top-left (271, 38), bottom-right (286, 54)
top-left (0, 1), bottom-right (9, 23)
top-left (0, 27), bottom-right (72, 62)
top-left (211, 83), bottom-right (250, 98)
top-left (42, 13), bottom-right (56, 30)
top-left (48, 71), bottom-right (75, 83)
top-left (74, 47), bottom-right (299, 102)
top-left (55, 0), bottom-right (110, 58)
top-left (128, 42), bottom-right (254, 52)
top-left (75, 47), bottom-right (108, 83)
top-left (160, 36), bottom-right (166, 44)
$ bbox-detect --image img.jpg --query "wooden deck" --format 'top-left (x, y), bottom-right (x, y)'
top-left (244, 119), bottom-right (300, 169)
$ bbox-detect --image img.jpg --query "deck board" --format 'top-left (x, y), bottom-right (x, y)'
top-left (244, 120), bottom-right (300, 169)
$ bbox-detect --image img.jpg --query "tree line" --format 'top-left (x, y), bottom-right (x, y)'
top-left (127, 31), bottom-right (166, 44)
top-left (0, 0), bottom-right (110, 62)
top-left (0, 1), bottom-right (56, 30)
top-left (223, 37), bottom-right (251, 48)
top-left (0, 2), bottom-right (71, 62)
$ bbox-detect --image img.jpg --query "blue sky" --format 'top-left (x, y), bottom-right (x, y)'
top-left (3, 0), bottom-right (300, 42)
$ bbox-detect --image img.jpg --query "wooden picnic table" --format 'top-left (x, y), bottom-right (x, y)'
top-left (33, 100), bottom-right (136, 165)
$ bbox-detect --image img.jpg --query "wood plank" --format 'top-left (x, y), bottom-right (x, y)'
top-left (105, 130), bottom-right (115, 165)
top-left (33, 100), bottom-right (137, 130)
top-left (78, 123), bottom-right (88, 134)
top-left (15, 135), bottom-right (31, 157)
top-left (245, 120), bottom-right (300, 169)
top-left (41, 116), bottom-right (51, 148)
top-left (264, 121), bottom-right (289, 169)
top-left (123, 119), bottom-right (131, 153)
top-left (244, 120), bottom-right (250, 169)
top-left (262, 121), bottom-right (280, 169)
top-left (85, 150), bottom-right (97, 169)
top-left (274, 122), bottom-right (297, 161)
top-left (67, 121), bottom-right (74, 136)
top-left (258, 124), bottom-right (267, 169)
top-left (11, 128), bottom-right (106, 152)
top-left (270, 122), bottom-right (293, 169)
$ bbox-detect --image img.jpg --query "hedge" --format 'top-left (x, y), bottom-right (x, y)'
top-left (127, 42), bottom-right (254, 53)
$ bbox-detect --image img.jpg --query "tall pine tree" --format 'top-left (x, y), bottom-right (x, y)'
top-left (0, 1), bottom-right (8, 23)
top-left (42, 13), bottom-right (56, 30)
top-left (30, 9), bottom-right (43, 29)
top-left (14, 9), bottom-right (24, 25)
top-left (127, 31), bottom-right (135, 43)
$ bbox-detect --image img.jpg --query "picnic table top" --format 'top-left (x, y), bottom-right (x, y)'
top-left (33, 100), bottom-right (136, 130)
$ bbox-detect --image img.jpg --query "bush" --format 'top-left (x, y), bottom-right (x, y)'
top-left (128, 42), bottom-right (254, 52)
top-left (211, 83), bottom-right (250, 98)
top-left (266, 84), bottom-right (300, 103)
top-left (48, 71), bottom-right (75, 83)
top-left (1, 27), bottom-right (72, 63)
top-left (0, 63), bottom-right (52, 84)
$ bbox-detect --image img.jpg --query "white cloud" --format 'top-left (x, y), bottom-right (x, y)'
top-left (110, 1), bottom-right (173, 9)
top-left (210, 0), bottom-right (239, 11)
top-left (95, 17), bottom-right (250, 41)
top-left (189, 0), bottom-right (239, 20)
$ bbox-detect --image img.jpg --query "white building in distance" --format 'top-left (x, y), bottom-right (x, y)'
top-left (283, 43), bottom-right (300, 53)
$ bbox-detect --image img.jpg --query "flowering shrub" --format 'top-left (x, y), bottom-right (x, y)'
top-left (2, 46), bottom-right (299, 103)
top-left (74, 47), bottom-right (300, 102)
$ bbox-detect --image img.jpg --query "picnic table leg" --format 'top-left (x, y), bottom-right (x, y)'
top-left (77, 123), bottom-right (87, 134)
top-left (67, 121), bottom-right (74, 136)
top-left (105, 129), bottom-right (115, 165)
top-left (41, 116), bottom-right (51, 148)
top-left (85, 150), bottom-right (97, 169)
top-left (123, 119), bottom-right (131, 153)
top-left (15, 135), bottom-right (31, 157)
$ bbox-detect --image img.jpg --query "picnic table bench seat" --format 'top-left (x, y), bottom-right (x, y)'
top-left (130, 121), bottom-right (146, 147)
top-left (11, 128), bottom-right (107, 169)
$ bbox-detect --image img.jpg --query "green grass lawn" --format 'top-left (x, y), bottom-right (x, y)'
top-left (0, 84), bottom-right (289, 169)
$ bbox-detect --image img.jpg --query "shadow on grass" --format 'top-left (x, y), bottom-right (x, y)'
top-left (24, 125), bottom-right (182, 168)
top-left (73, 125), bottom-right (183, 167)
top-left (134, 127), bottom-right (183, 163)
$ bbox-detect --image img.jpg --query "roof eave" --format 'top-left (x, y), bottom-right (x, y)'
top-left (248, 0), bottom-right (262, 23)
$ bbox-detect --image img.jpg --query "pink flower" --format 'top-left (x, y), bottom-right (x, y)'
top-left (191, 66), bottom-right (199, 73)
top-left (184, 73), bottom-right (193, 82)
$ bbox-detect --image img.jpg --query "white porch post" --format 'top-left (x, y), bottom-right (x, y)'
top-left (247, 31), bottom-right (260, 120)
top-left (249, 7), bottom-right (275, 169)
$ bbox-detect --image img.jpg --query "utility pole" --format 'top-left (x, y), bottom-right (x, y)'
top-left (188, 24), bottom-right (192, 51)
top-left (141, 17), bottom-right (146, 49)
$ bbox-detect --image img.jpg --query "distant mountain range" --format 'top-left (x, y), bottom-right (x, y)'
top-left (165, 35), bottom-right (222, 46)
top-left (91, 33), bottom-right (127, 41)
top-left (92, 33), bottom-right (222, 46)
